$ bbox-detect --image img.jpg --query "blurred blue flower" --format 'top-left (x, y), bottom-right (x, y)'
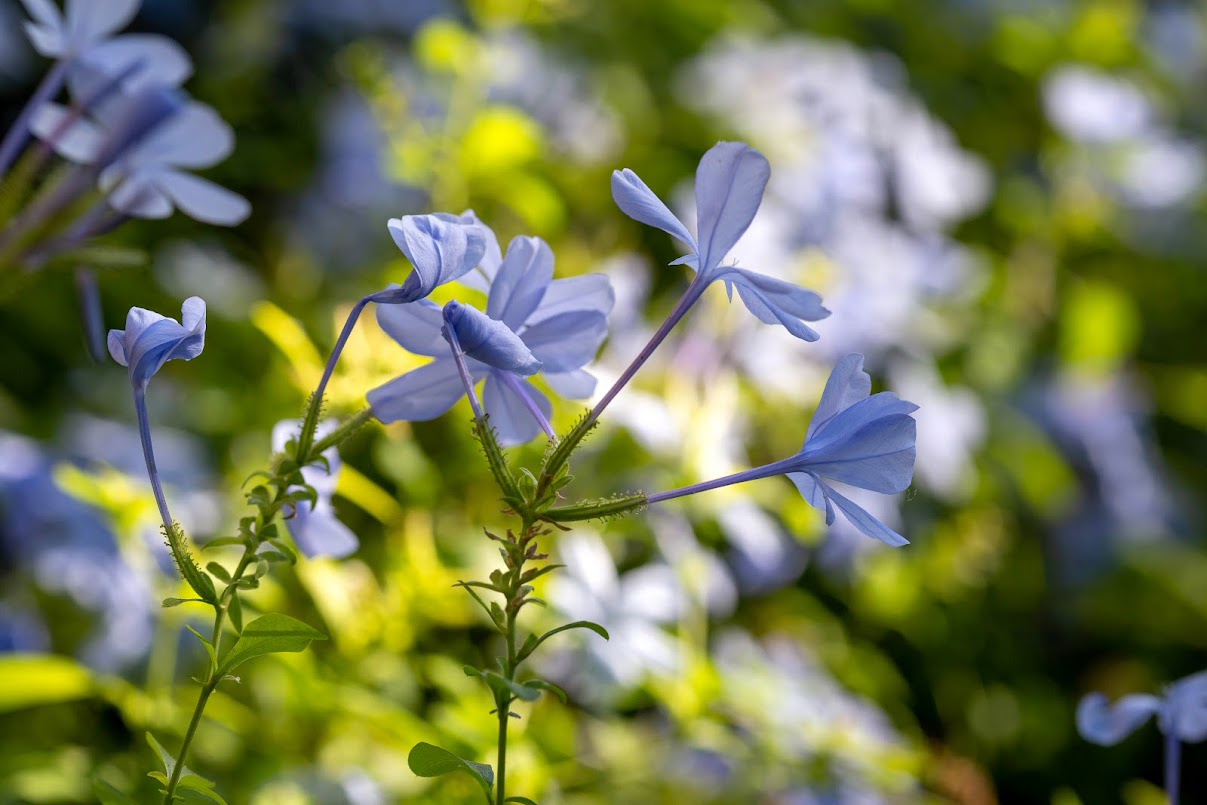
top-left (272, 421), bottom-right (357, 559)
top-left (32, 85), bottom-right (249, 225)
top-left (612, 141), bottom-right (828, 341)
top-left (1078, 671), bottom-right (1207, 746)
top-left (649, 354), bottom-right (917, 546)
top-left (107, 296), bottom-right (205, 389)
top-left (370, 232), bottom-right (613, 445)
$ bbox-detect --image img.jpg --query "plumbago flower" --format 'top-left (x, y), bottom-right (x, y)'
top-left (648, 354), bottom-right (918, 546)
top-left (107, 297), bottom-right (205, 527)
top-left (1077, 670), bottom-right (1207, 803)
top-left (1, 0), bottom-right (191, 174)
top-left (370, 228), bottom-right (614, 445)
top-left (271, 420), bottom-right (357, 559)
top-left (611, 141), bottom-right (829, 341)
top-left (32, 81), bottom-right (250, 225)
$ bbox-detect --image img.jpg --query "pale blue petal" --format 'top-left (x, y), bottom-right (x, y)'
top-left (29, 101), bottom-right (104, 163)
top-left (611, 168), bottom-right (697, 250)
top-left (79, 34), bottom-right (193, 93)
top-left (544, 369), bottom-right (597, 399)
top-left (450, 209), bottom-right (502, 291)
top-left (787, 471), bottom-right (834, 524)
top-left (1077, 693), bottom-right (1161, 746)
top-left (119, 100), bottom-right (232, 168)
top-left (387, 214), bottom-right (485, 302)
top-left (444, 301), bottom-right (541, 375)
top-left (693, 142), bottom-right (769, 276)
top-left (807, 354), bottom-right (872, 440)
top-left (798, 414), bottom-right (917, 495)
top-left (108, 297), bottom-right (206, 386)
top-left (376, 297), bottom-right (445, 357)
top-left (1163, 670), bottom-right (1207, 742)
top-left (104, 173), bottom-right (173, 218)
top-left (66, 0), bottom-right (138, 45)
top-left (367, 359), bottom-right (465, 422)
top-left (487, 236), bottom-right (553, 330)
top-left (820, 481), bottom-right (909, 546)
top-left (483, 371), bottom-right (552, 447)
top-left (20, 0), bottom-right (61, 29)
top-left (157, 169), bottom-right (249, 225)
top-left (808, 392), bottom-right (920, 451)
top-left (23, 21), bottom-right (64, 56)
top-left (529, 273), bottom-right (615, 321)
top-left (521, 311), bottom-right (607, 372)
top-left (719, 267), bottom-right (828, 342)
top-left (287, 504), bottom-right (359, 559)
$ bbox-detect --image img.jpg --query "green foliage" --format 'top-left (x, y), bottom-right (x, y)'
top-left (407, 742), bottom-right (495, 799)
top-left (217, 614), bottom-right (326, 675)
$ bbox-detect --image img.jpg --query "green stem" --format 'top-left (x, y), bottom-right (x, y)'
top-left (162, 682), bottom-right (213, 802)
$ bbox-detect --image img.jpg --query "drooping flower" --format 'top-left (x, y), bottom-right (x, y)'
top-left (370, 232), bottom-right (614, 445)
top-left (1077, 671), bottom-right (1207, 746)
top-left (611, 141), bottom-right (829, 341)
top-left (648, 353), bottom-right (917, 546)
top-left (108, 296), bottom-right (206, 389)
top-left (32, 89), bottom-right (249, 225)
top-left (271, 421), bottom-right (357, 559)
top-left (376, 213), bottom-right (489, 303)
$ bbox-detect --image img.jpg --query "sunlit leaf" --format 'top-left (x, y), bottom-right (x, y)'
top-left (217, 613), bottom-right (326, 674)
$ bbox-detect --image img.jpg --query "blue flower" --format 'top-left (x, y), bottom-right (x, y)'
top-left (612, 141), bottom-right (829, 341)
top-left (375, 212), bottom-right (489, 303)
top-left (108, 296), bottom-right (205, 389)
top-left (648, 354), bottom-right (917, 546)
top-left (369, 232), bottom-right (614, 445)
top-left (32, 87), bottom-right (249, 225)
top-left (1077, 671), bottom-right (1207, 746)
top-left (272, 421), bottom-right (358, 559)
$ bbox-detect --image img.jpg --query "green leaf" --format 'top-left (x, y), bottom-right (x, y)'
top-left (184, 625), bottom-right (217, 670)
top-left (93, 779), bottom-right (139, 805)
top-left (205, 562), bottom-right (231, 583)
top-left (453, 581), bottom-right (497, 625)
top-left (520, 564), bottom-right (564, 584)
top-left (162, 597), bottom-right (207, 608)
top-left (247, 485), bottom-right (273, 507)
top-left (258, 550), bottom-right (291, 564)
top-left (201, 537), bottom-right (245, 551)
top-left (241, 470), bottom-right (273, 488)
top-left (526, 679), bottom-right (567, 703)
top-left (407, 742), bottom-right (494, 798)
top-left (486, 671), bottom-right (540, 702)
top-left (266, 539), bottom-right (296, 564)
top-left (516, 633), bottom-right (540, 663)
top-left (145, 732), bottom-right (177, 776)
top-left (218, 613), bottom-right (326, 675)
top-left (228, 592), bottom-right (243, 634)
top-left (505, 798), bottom-right (539, 805)
top-left (176, 775), bottom-right (228, 804)
top-left (537, 620), bottom-right (608, 647)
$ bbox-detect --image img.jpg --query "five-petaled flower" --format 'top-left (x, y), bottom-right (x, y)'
top-left (107, 296), bottom-right (206, 389)
top-left (1077, 670), bottom-right (1207, 746)
top-left (271, 421), bottom-right (358, 559)
top-left (648, 353), bottom-right (917, 546)
top-left (369, 227), bottom-right (614, 445)
top-left (612, 141), bottom-right (829, 341)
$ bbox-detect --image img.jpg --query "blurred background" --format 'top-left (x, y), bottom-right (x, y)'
top-left (1, 0), bottom-right (1205, 802)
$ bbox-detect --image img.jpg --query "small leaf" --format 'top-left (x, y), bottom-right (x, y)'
top-left (258, 551), bottom-right (291, 564)
top-left (266, 539), bottom-right (296, 564)
top-left (407, 742), bottom-right (494, 798)
top-left (206, 562), bottom-right (231, 583)
top-left (162, 597), bottom-right (207, 608)
top-left (176, 775), bottom-right (228, 804)
top-left (145, 732), bottom-right (176, 776)
top-left (253, 559), bottom-right (270, 580)
top-left (525, 620), bottom-right (609, 657)
top-left (247, 485), bottom-right (273, 507)
top-left (485, 671), bottom-right (540, 702)
top-left (184, 625), bottom-right (217, 670)
top-left (228, 592), bottom-right (243, 634)
top-left (93, 779), bottom-right (138, 805)
top-left (520, 564), bottom-right (564, 584)
top-left (516, 633), bottom-right (539, 663)
top-left (506, 798), bottom-right (540, 805)
top-left (489, 601), bottom-right (507, 629)
top-left (218, 613), bottom-right (326, 675)
top-left (527, 679), bottom-right (567, 703)
top-left (241, 470), bottom-right (272, 488)
top-left (233, 577), bottom-right (259, 589)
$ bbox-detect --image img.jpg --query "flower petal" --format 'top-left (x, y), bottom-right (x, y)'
top-left (108, 297), bottom-right (206, 386)
top-left (121, 100), bottom-right (233, 168)
top-left (366, 359), bottom-right (466, 423)
top-left (104, 173), bottom-right (174, 218)
top-left (450, 209), bottom-right (502, 291)
top-left (487, 235), bottom-right (553, 330)
top-left (799, 414), bottom-right (917, 495)
top-left (1077, 692), bottom-right (1161, 746)
top-left (694, 142), bottom-right (769, 276)
top-left (483, 371), bottom-right (552, 446)
top-left (444, 301), bottom-right (541, 375)
top-left (807, 354), bottom-right (873, 440)
top-left (29, 101), bottom-right (104, 163)
top-left (66, 0), bottom-right (139, 46)
top-left (544, 369), bottom-right (597, 399)
top-left (19, 0), bottom-right (61, 29)
top-left (808, 392), bottom-right (920, 451)
top-left (720, 267), bottom-right (828, 342)
top-left (611, 168), bottom-right (697, 250)
top-left (80, 34), bottom-right (193, 93)
top-left (376, 297), bottom-right (445, 357)
top-left (787, 471), bottom-right (834, 525)
top-left (286, 503), bottom-right (359, 559)
top-left (157, 169), bottom-right (249, 225)
top-left (387, 214), bottom-right (485, 302)
top-left (820, 481), bottom-right (909, 546)
top-left (521, 311), bottom-right (607, 372)
top-left (529, 273), bottom-right (615, 321)
top-left (1163, 670), bottom-right (1207, 742)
